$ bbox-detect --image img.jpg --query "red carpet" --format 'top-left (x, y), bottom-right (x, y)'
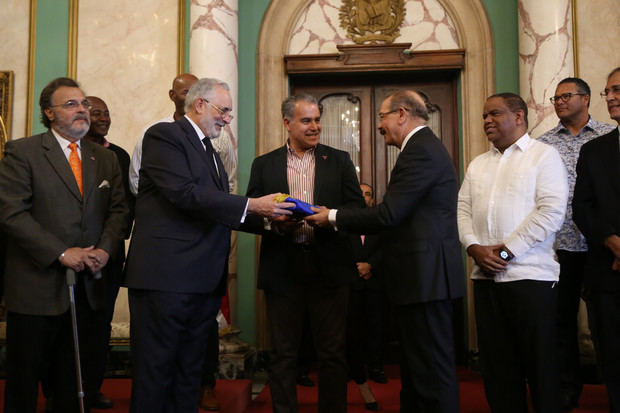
top-left (0, 370), bottom-right (609, 412)
top-left (0, 378), bottom-right (251, 413)
top-left (247, 367), bottom-right (610, 413)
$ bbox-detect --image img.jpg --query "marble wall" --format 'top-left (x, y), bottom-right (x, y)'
top-left (0, 0), bottom-right (31, 141)
top-left (576, 0), bottom-right (620, 125)
top-left (289, 0), bottom-right (460, 54)
top-left (77, 0), bottom-right (180, 322)
top-left (77, 0), bottom-right (179, 158)
top-left (518, 0), bottom-right (574, 138)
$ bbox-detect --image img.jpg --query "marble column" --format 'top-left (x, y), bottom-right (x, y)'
top-left (518, 0), bottom-right (574, 138)
top-left (189, 0), bottom-right (240, 327)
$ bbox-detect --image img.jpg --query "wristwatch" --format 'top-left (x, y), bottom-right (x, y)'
top-left (499, 248), bottom-right (513, 262)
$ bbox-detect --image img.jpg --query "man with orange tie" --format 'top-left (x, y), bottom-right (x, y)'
top-left (0, 77), bottom-right (129, 413)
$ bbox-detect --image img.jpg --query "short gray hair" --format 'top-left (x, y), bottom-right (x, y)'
top-left (387, 90), bottom-right (429, 121)
top-left (185, 77), bottom-right (230, 113)
top-left (281, 94), bottom-right (320, 120)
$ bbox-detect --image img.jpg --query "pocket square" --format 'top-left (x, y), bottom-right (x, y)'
top-left (98, 180), bottom-right (110, 189)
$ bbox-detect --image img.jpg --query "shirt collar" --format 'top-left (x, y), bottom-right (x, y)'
top-left (184, 114), bottom-right (206, 141)
top-left (51, 127), bottom-right (81, 150)
top-left (555, 115), bottom-right (595, 134)
top-left (400, 125), bottom-right (427, 152)
top-left (286, 140), bottom-right (316, 156)
top-left (492, 132), bottom-right (531, 155)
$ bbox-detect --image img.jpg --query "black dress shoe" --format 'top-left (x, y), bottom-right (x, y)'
top-left (297, 374), bottom-right (315, 387)
top-left (90, 391), bottom-right (114, 409)
top-left (368, 369), bottom-right (387, 384)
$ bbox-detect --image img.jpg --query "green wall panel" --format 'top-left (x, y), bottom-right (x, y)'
top-left (32, 0), bottom-right (70, 135)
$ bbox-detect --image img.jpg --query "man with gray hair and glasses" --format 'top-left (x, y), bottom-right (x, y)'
top-left (573, 67), bottom-right (620, 413)
top-left (538, 77), bottom-right (614, 411)
top-left (125, 78), bottom-right (293, 413)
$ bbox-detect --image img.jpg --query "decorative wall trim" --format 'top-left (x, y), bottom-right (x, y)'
top-left (0, 71), bottom-right (14, 154)
top-left (571, 0), bottom-right (579, 77)
top-left (178, 0), bottom-right (187, 74)
top-left (67, 0), bottom-right (79, 79)
top-left (26, 0), bottom-right (37, 137)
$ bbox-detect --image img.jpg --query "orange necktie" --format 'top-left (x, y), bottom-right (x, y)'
top-left (68, 142), bottom-right (83, 196)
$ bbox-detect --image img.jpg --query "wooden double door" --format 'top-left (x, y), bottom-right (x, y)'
top-left (290, 70), bottom-right (459, 202)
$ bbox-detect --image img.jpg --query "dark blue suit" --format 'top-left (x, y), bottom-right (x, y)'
top-left (573, 128), bottom-right (620, 412)
top-left (125, 116), bottom-right (247, 413)
top-left (336, 127), bottom-right (465, 412)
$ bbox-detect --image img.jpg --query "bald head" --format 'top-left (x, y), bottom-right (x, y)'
top-left (169, 73), bottom-right (198, 118)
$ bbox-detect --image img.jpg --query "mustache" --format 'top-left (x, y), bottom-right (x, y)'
top-left (215, 121), bottom-right (227, 128)
top-left (73, 115), bottom-right (90, 122)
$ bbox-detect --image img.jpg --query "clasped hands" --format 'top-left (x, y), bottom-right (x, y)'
top-left (59, 245), bottom-right (109, 274)
top-left (466, 243), bottom-right (512, 276)
top-left (604, 235), bottom-right (620, 272)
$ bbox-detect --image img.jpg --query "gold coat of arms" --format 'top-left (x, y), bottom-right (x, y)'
top-left (340, 0), bottom-right (406, 44)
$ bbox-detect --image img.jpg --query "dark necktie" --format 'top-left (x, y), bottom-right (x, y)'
top-left (202, 137), bottom-right (220, 177)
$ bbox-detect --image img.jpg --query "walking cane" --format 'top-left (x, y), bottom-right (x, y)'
top-left (66, 268), bottom-right (86, 413)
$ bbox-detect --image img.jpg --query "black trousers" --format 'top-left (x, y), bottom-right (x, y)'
top-left (556, 250), bottom-right (587, 400)
top-left (585, 288), bottom-right (620, 413)
top-left (129, 289), bottom-right (221, 413)
top-left (201, 320), bottom-right (219, 388)
top-left (474, 279), bottom-right (559, 413)
top-left (4, 281), bottom-right (100, 413)
top-left (396, 299), bottom-right (460, 413)
top-left (347, 288), bottom-right (385, 383)
top-left (265, 256), bottom-right (349, 413)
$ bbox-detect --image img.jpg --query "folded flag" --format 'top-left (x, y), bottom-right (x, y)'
top-left (274, 194), bottom-right (316, 216)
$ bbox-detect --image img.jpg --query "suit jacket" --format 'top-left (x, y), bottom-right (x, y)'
top-left (0, 131), bottom-right (129, 315)
top-left (336, 127), bottom-right (465, 305)
top-left (243, 143), bottom-right (364, 292)
top-left (573, 128), bottom-right (620, 291)
top-left (349, 234), bottom-right (383, 291)
top-left (124, 117), bottom-right (248, 294)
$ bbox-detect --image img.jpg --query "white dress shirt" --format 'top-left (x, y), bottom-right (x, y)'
top-left (457, 133), bottom-right (568, 282)
top-left (51, 128), bottom-right (81, 161)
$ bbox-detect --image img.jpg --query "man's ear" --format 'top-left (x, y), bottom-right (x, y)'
top-left (283, 117), bottom-right (291, 132)
top-left (168, 89), bottom-right (175, 102)
top-left (44, 108), bottom-right (54, 124)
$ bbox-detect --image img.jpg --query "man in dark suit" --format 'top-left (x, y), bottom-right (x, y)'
top-left (124, 77), bottom-right (293, 413)
top-left (306, 90), bottom-right (465, 412)
top-left (573, 67), bottom-right (620, 412)
top-left (0, 77), bottom-right (129, 413)
top-left (83, 95), bottom-right (135, 409)
top-left (243, 94), bottom-right (364, 412)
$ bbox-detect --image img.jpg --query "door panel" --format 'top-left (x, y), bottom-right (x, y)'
top-left (291, 71), bottom-right (458, 202)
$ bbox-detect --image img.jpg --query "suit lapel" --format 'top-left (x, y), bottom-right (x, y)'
top-left (178, 117), bottom-right (225, 191)
top-left (42, 131), bottom-right (82, 201)
top-left (313, 144), bottom-right (327, 203)
top-left (81, 139), bottom-right (98, 201)
top-left (274, 146), bottom-right (289, 193)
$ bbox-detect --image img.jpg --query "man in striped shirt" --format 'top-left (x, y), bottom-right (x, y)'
top-left (244, 94), bottom-right (364, 413)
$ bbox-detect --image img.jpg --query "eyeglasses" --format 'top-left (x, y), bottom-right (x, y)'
top-left (50, 99), bottom-right (92, 110)
top-left (549, 93), bottom-right (585, 104)
top-left (202, 98), bottom-right (234, 121)
top-left (600, 84), bottom-right (620, 98)
top-left (378, 107), bottom-right (409, 120)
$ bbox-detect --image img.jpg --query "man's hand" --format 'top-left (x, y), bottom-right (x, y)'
top-left (305, 206), bottom-right (331, 228)
top-left (357, 262), bottom-right (373, 280)
top-left (248, 193), bottom-right (295, 218)
top-left (604, 235), bottom-right (620, 258)
top-left (271, 215), bottom-right (304, 234)
top-left (466, 243), bottom-right (509, 275)
top-left (612, 257), bottom-right (620, 272)
top-left (59, 246), bottom-right (94, 272)
top-left (86, 248), bottom-right (110, 274)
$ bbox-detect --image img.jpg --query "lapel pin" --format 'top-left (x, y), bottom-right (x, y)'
top-left (90, 156), bottom-right (95, 161)
top-left (322, 155), bottom-right (327, 160)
